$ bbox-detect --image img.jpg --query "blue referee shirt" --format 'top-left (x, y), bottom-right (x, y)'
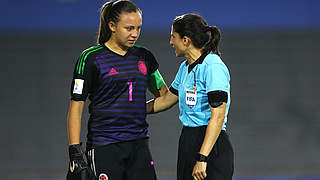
top-left (171, 53), bottom-right (231, 130)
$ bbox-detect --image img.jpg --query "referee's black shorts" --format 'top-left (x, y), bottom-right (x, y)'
top-left (177, 126), bottom-right (234, 180)
top-left (86, 138), bottom-right (157, 180)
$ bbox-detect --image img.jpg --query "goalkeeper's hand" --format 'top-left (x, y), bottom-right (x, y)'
top-left (66, 144), bottom-right (95, 180)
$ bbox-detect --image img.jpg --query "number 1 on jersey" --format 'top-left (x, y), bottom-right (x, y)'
top-left (128, 82), bottom-right (133, 101)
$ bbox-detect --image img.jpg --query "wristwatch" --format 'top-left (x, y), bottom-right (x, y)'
top-left (196, 152), bottom-right (209, 162)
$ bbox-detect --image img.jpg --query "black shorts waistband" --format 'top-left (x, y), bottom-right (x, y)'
top-left (182, 125), bottom-right (227, 134)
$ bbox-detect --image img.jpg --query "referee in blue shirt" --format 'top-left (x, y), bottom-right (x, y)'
top-left (147, 13), bottom-right (234, 180)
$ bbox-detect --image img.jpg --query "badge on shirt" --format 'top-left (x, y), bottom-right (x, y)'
top-left (73, 79), bottom-right (84, 94)
top-left (186, 89), bottom-right (197, 109)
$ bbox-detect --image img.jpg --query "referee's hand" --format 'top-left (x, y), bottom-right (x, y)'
top-left (192, 161), bottom-right (207, 180)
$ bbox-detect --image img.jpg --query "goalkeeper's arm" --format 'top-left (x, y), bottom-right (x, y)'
top-left (67, 100), bottom-right (84, 145)
top-left (66, 100), bottom-right (95, 180)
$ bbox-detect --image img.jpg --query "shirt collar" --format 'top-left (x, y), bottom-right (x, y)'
top-left (186, 52), bottom-right (209, 73)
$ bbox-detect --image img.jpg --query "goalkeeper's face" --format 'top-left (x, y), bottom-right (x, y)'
top-left (170, 27), bottom-right (187, 57)
top-left (109, 12), bottom-right (142, 48)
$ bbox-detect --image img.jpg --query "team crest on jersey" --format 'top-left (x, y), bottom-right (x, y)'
top-left (99, 173), bottom-right (108, 180)
top-left (138, 61), bottom-right (147, 75)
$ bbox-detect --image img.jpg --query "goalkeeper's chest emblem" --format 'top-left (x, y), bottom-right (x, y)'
top-left (138, 61), bottom-right (147, 75)
top-left (99, 173), bottom-right (109, 180)
top-left (69, 161), bottom-right (75, 172)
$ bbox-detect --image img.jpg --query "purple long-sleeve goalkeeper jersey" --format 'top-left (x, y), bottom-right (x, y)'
top-left (70, 44), bottom-right (159, 149)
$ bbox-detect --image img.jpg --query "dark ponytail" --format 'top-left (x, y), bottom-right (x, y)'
top-left (97, 1), bottom-right (114, 45)
top-left (203, 26), bottom-right (222, 56)
top-left (97, 0), bottom-right (142, 45)
top-left (172, 13), bottom-right (222, 56)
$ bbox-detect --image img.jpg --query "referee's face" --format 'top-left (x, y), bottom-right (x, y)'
top-left (111, 12), bottom-right (142, 49)
top-left (170, 28), bottom-right (186, 57)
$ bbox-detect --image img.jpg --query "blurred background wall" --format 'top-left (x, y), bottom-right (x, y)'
top-left (1, 0), bottom-right (320, 179)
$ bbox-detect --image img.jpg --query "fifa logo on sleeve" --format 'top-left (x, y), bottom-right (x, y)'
top-left (73, 79), bottom-right (84, 94)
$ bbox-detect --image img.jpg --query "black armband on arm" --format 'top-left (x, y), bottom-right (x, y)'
top-left (207, 90), bottom-right (228, 108)
top-left (169, 86), bottom-right (178, 96)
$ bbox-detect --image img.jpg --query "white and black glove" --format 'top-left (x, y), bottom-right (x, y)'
top-left (66, 144), bottom-right (95, 180)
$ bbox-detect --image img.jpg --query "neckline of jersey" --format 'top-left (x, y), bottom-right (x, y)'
top-left (101, 43), bottom-right (131, 57)
top-left (186, 52), bottom-right (209, 73)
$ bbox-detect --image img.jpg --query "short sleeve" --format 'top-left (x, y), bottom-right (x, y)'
top-left (170, 62), bottom-right (185, 93)
top-left (145, 49), bottom-right (159, 75)
top-left (205, 63), bottom-right (230, 93)
top-left (147, 70), bottom-right (165, 93)
top-left (70, 52), bottom-right (97, 101)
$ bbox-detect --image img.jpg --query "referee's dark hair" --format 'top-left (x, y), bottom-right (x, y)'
top-left (97, 0), bottom-right (142, 45)
top-left (172, 13), bottom-right (222, 56)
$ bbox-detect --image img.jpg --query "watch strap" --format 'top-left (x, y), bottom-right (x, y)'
top-left (197, 152), bottom-right (209, 162)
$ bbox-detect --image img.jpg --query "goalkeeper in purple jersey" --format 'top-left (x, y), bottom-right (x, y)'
top-left (66, 1), bottom-right (167, 180)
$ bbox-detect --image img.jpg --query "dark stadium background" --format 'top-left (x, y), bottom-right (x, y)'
top-left (1, 0), bottom-right (319, 179)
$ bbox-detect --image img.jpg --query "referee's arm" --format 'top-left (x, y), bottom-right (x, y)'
top-left (199, 103), bottom-right (226, 156)
top-left (67, 100), bottom-right (84, 145)
top-left (146, 90), bottom-right (178, 114)
top-left (151, 83), bottom-right (168, 98)
top-left (192, 103), bottom-right (226, 180)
